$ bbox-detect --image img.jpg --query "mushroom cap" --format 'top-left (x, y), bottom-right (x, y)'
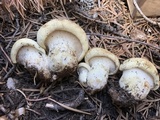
top-left (119, 58), bottom-right (159, 90)
top-left (78, 63), bottom-right (91, 72)
top-left (85, 48), bottom-right (120, 75)
top-left (10, 38), bottom-right (46, 63)
top-left (37, 19), bottom-right (88, 62)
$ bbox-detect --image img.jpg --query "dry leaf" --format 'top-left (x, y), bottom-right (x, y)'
top-left (130, 28), bottom-right (147, 40)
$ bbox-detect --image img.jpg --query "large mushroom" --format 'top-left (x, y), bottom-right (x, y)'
top-left (10, 38), bottom-right (52, 80)
top-left (37, 19), bottom-right (88, 78)
top-left (119, 58), bottom-right (160, 100)
top-left (77, 48), bottom-right (120, 92)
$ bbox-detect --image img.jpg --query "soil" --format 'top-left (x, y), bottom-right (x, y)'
top-left (0, 0), bottom-right (160, 120)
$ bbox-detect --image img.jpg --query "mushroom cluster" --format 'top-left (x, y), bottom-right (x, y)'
top-left (77, 48), bottom-right (120, 93)
top-left (10, 19), bottom-right (88, 81)
top-left (10, 19), bottom-right (160, 103)
top-left (119, 58), bottom-right (159, 100)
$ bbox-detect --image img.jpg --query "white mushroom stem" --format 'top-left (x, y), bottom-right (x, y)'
top-left (46, 31), bottom-right (79, 73)
top-left (48, 43), bottom-right (78, 73)
top-left (77, 63), bottom-right (90, 86)
top-left (78, 68), bottom-right (88, 85)
top-left (87, 57), bottom-right (116, 90)
top-left (119, 68), bottom-right (154, 100)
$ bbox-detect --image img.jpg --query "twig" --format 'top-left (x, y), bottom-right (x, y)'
top-left (2, 65), bottom-right (16, 80)
top-left (16, 89), bottom-right (30, 105)
top-left (47, 97), bottom-right (91, 115)
top-left (60, 0), bottom-right (69, 19)
top-left (87, 33), bottom-right (160, 50)
top-left (17, 88), bottom-right (49, 102)
top-left (73, 8), bottom-right (128, 38)
top-left (26, 108), bottom-right (41, 115)
top-left (5, 17), bottom-right (20, 49)
top-left (0, 44), bottom-right (13, 65)
top-left (16, 89), bottom-right (90, 115)
top-left (26, 96), bottom-right (49, 102)
top-left (45, 89), bottom-right (84, 111)
top-left (133, 0), bottom-right (160, 27)
top-left (142, 98), bottom-right (160, 102)
top-left (22, 88), bottom-right (40, 92)
top-left (16, 89), bottom-right (49, 103)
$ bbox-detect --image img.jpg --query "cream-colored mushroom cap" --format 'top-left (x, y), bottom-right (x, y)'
top-left (37, 19), bottom-right (88, 62)
top-left (10, 38), bottom-right (45, 63)
top-left (119, 58), bottom-right (159, 90)
top-left (85, 48), bottom-right (120, 75)
top-left (78, 63), bottom-right (91, 72)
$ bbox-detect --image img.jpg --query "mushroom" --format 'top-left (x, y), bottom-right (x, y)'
top-left (119, 58), bottom-right (160, 100)
top-left (78, 63), bottom-right (90, 87)
top-left (77, 48), bottom-right (120, 92)
top-left (37, 19), bottom-right (88, 77)
top-left (10, 38), bottom-right (52, 80)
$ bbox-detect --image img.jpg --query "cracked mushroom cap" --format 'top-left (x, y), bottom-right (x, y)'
top-left (10, 38), bottom-right (45, 63)
top-left (85, 48), bottom-right (120, 75)
top-left (37, 19), bottom-right (88, 62)
top-left (119, 58), bottom-right (160, 90)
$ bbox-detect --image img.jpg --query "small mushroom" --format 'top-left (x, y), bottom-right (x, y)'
top-left (78, 63), bottom-right (91, 87)
top-left (77, 48), bottom-right (120, 92)
top-left (119, 58), bottom-right (160, 100)
top-left (37, 19), bottom-right (88, 77)
top-left (10, 38), bottom-right (52, 80)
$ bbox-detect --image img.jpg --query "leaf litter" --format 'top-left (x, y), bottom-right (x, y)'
top-left (0, 0), bottom-right (160, 119)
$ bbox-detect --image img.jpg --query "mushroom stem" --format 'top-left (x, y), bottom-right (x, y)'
top-left (77, 63), bottom-right (91, 86)
top-left (87, 57), bottom-right (115, 90)
top-left (119, 68), bottom-right (154, 100)
top-left (48, 42), bottom-right (78, 76)
top-left (78, 67), bottom-right (89, 84)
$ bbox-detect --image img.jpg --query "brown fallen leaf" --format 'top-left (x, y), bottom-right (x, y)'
top-left (130, 28), bottom-right (147, 41)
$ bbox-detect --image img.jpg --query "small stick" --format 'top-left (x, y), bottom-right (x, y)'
top-left (87, 33), bottom-right (160, 50)
top-left (16, 89), bottom-right (91, 115)
top-left (0, 44), bottom-right (13, 65)
top-left (47, 97), bottom-right (91, 115)
top-left (22, 88), bottom-right (40, 92)
top-left (142, 98), bottom-right (160, 102)
top-left (46, 89), bottom-right (84, 111)
top-left (26, 108), bottom-right (41, 115)
top-left (2, 65), bottom-right (16, 80)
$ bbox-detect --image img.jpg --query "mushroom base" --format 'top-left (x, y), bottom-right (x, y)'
top-left (86, 57), bottom-right (114, 91)
top-left (47, 39), bottom-right (79, 78)
top-left (108, 85), bottom-right (137, 107)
